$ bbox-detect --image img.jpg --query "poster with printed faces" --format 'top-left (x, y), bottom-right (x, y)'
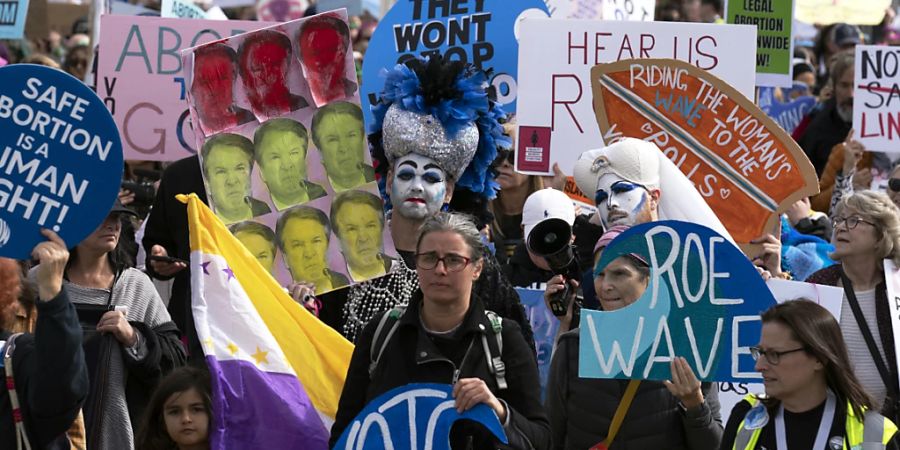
top-left (181, 10), bottom-right (397, 295)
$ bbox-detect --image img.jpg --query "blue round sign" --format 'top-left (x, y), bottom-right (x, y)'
top-left (0, 64), bottom-right (123, 258)
top-left (360, 0), bottom-right (550, 129)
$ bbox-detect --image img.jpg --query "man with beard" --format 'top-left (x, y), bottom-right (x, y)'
top-left (798, 50), bottom-right (855, 176)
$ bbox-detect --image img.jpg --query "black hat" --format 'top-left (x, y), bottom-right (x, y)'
top-left (109, 199), bottom-right (138, 218)
top-left (832, 23), bottom-right (862, 47)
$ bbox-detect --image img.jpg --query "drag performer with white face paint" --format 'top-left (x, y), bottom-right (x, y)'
top-left (311, 56), bottom-right (534, 349)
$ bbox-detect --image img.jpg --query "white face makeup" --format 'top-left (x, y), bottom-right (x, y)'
top-left (390, 153), bottom-right (448, 220)
top-left (595, 173), bottom-right (649, 228)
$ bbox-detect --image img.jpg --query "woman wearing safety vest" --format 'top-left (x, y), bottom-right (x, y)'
top-left (720, 300), bottom-right (898, 450)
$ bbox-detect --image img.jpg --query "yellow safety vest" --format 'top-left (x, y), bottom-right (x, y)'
top-left (732, 394), bottom-right (898, 450)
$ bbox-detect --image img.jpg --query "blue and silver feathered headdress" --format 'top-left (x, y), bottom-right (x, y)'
top-left (369, 55), bottom-right (510, 199)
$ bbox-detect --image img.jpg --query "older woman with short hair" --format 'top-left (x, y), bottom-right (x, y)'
top-left (330, 212), bottom-right (551, 449)
top-left (807, 190), bottom-right (900, 423)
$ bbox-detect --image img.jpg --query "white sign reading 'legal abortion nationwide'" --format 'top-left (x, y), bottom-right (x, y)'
top-left (854, 45), bottom-right (900, 153)
top-left (515, 19), bottom-right (757, 175)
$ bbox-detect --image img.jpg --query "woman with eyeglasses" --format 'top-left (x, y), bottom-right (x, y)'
top-left (806, 191), bottom-right (900, 424)
top-left (720, 300), bottom-right (897, 450)
top-left (329, 212), bottom-right (551, 449)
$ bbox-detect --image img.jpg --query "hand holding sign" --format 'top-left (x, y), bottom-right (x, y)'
top-left (31, 228), bottom-right (69, 301)
top-left (663, 356), bottom-right (703, 409)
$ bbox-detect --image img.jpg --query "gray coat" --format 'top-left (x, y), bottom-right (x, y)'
top-left (546, 328), bottom-right (723, 450)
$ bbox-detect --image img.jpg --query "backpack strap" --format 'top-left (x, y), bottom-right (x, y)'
top-left (481, 311), bottom-right (507, 390)
top-left (3, 333), bottom-right (32, 450)
top-left (368, 307), bottom-right (406, 379)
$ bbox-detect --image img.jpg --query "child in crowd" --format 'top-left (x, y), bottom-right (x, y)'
top-left (136, 367), bottom-right (212, 450)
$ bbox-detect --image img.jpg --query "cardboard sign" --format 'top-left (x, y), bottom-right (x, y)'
top-left (360, 0), bottom-right (550, 128)
top-left (717, 278), bottom-right (844, 421)
top-left (548, 0), bottom-right (654, 20)
top-left (0, 0), bottom-right (29, 39)
top-left (578, 221), bottom-right (776, 382)
top-left (796, 0), bottom-right (890, 26)
top-left (884, 259), bottom-right (900, 396)
top-left (333, 383), bottom-right (507, 449)
top-left (602, 0), bottom-right (654, 21)
top-left (515, 18), bottom-right (757, 176)
top-left (516, 288), bottom-right (560, 397)
top-left (97, 16), bottom-right (273, 162)
top-left (757, 86), bottom-right (815, 135)
top-left (181, 12), bottom-right (396, 295)
top-left (591, 59), bottom-right (819, 244)
top-left (0, 64), bottom-right (123, 259)
top-left (726, 0), bottom-right (793, 87)
top-left (854, 45), bottom-right (900, 153)
top-left (161, 0), bottom-right (208, 19)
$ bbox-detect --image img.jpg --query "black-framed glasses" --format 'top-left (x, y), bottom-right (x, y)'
top-left (833, 216), bottom-right (876, 230)
top-left (749, 346), bottom-right (806, 365)
top-left (889, 178), bottom-right (900, 192)
top-left (492, 149), bottom-right (514, 167)
top-left (415, 252), bottom-right (472, 271)
top-left (594, 180), bottom-right (649, 207)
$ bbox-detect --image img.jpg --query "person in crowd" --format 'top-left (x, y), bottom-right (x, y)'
top-left (310, 101), bottom-right (375, 192)
top-left (721, 300), bottom-right (897, 449)
top-left (806, 191), bottom-right (900, 424)
top-left (63, 44), bottom-right (90, 81)
top-left (813, 23), bottom-right (862, 92)
top-left (699, 0), bottom-right (723, 23)
top-left (330, 189), bottom-right (394, 281)
top-left (276, 205), bottom-right (349, 293)
top-left (254, 118), bottom-right (326, 210)
top-left (792, 60), bottom-right (817, 97)
top-left (229, 221), bottom-right (277, 275)
top-left (237, 30), bottom-right (308, 121)
top-left (0, 230), bottom-right (88, 449)
top-left (330, 212), bottom-right (551, 449)
top-left (296, 14), bottom-right (357, 104)
top-left (42, 202), bottom-right (186, 449)
top-left (489, 127), bottom-right (545, 263)
top-left (23, 53), bottom-right (60, 68)
top-left (809, 129), bottom-right (892, 214)
top-left (545, 244), bottom-right (723, 449)
top-left (200, 133), bottom-right (271, 224)
top-left (320, 56), bottom-right (533, 351)
top-left (143, 155), bottom-right (205, 364)
top-left (136, 366), bottom-right (212, 450)
top-left (503, 188), bottom-right (574, 290)
top-left (797, 50), bottom-right (856, 176)
top-left (189, 43), bottom-right (254, 136)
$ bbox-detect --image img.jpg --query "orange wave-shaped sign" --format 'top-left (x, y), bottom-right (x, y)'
top-left (591, 59), bottom-right (819, 244)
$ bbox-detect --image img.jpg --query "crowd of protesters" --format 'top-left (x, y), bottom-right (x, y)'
top-left (4, 0), bottom-right (900, 449)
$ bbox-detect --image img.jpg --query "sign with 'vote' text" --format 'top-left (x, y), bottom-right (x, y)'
top-left (0, 64), bottom-right (123, 259)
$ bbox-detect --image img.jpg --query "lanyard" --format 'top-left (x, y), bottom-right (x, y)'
top-left (775, 390), bottom-right (836, 450)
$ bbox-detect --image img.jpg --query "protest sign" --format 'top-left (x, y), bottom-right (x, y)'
top-left (853, 45), bottom-right (900, 153)
top-left (578, 221), bottom-right (776, 382)
top-left (717, 278), bottom-right (844, 421)
top-left (602, 0), bottom-right (654, 21)
top-left (515, 18), bottom-right (756, 176)
top-left (319, 0), bottom-right (361, 16)
top-left (517, 288), bottom-right (560, 396)
top-left (360, 0), bottom-right (550, 127)
top-left (333, 383), bottom-right (507, 449)
top-left (757, 85), bottom-right (815, 135)
top-left (726, 0), bottom-right (793, 87)
top-left (0, 0), bottom-right (29, 39)
top-left (181, 11), bottom-right (396, 295)
top-left (0, 64), bottom-right (123, 259)
top-left (97, 16), bottom-right (273, 161)
top-left (884, 259), bottom-right (900, 398)
top-left (161, 0), bottom-right (208, 19)
top-left (591, 59), bottom-right (818, 244)
top-left (796, 0), bottom-right (890, 26)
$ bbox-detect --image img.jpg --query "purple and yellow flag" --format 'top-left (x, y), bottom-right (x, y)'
top-left (182, 193), bottom-right (353, 449)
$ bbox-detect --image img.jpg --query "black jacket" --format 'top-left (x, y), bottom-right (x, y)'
top-left (797, 98), bottom-right (852, 176)
top-left (142, 155), bottom-right (207, 363)
top-left (330, 292), bottom-right (552, 449)
top-left (0, 289), bottom-right (89, 449)
top-left (546, 328), bottom-right (723, 450)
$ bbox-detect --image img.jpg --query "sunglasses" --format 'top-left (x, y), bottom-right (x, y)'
top-left (889, 178), bottom-right (900, 192)
top-left (492, 149), bottom-right (514, 167)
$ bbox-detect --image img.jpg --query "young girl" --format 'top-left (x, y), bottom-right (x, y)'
top-left (137, 367), bottom-right (212, 450)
